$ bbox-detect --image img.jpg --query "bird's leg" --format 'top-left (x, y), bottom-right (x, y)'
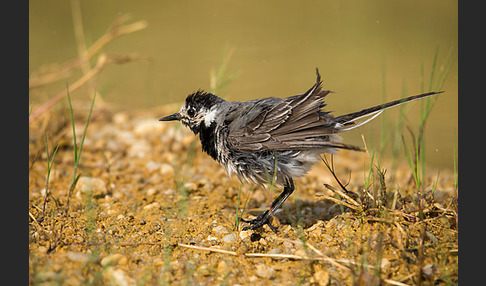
top-left (241, 179), bottom-right (295, 232)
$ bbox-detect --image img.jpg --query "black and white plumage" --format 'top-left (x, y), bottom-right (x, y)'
top-left (159, 69), bottom-right (442, 231)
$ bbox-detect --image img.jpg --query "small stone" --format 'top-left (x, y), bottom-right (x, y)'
top-left (143, 202), bottom-right (160, 210)
top-left (281, 224), bottom-right (293, 234)
top-left (380, 258), bottom-right (391, 273)
top-left (153, 257), bottom-right (164, 267)
top-left (283, 241), bottom-right (294, 252)
top-left (239, 230), bottom-right (251, 241)
top-left (112, 112), bottom-right (129, 126)
top-left (217, 260), bottom-right (229, 274)
top-left (76, 177), bottom-right (106, 198)
top-left (423, 264), bottom-right (436, 278)
top-left (162, 189), bottom-right (175, 196)
top-left (267, 248), bottom-right (282, 254)
top-left (197, 265), bottom-right (211, 276)
top-left (212, 226), bottom-right (229, 235)
top-left (103, 268), bottom-right (135, 286)
top-left (127, 141), bottom-right (150, 158)
top-left (184, 182), bottom-right (198, 191)
top-left (255, 264), bottom-right (275, 279)
top-left (313, 269), bottom-right (330, 286)
top-left (295, 249), bottom-right (308, 257)
top-left (66, 251), bottom-right (90, 263)
top-left (426, 231), bottom-right (439, 244)
top-left (134, 119), bottom-right (164, 136)
top-left (101, 253), bottom-right (128, 267)
top-left (222, 233), bottom-right (237, 244)
top-left (146, 188), bottom-right (157, 196)
top-left (322, 234), bottom-right (333, 242)
top-left (145, 161), bottom-right (160, 173)
top-left (160, 164), bottom-right (174, 178)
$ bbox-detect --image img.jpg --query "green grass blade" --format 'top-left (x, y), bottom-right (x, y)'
top-left (428, 46), bottom-right (439, 92)
top-left (66, 85), bottom-right (78, 166)
top-left (75, 91), bottom-right (97, 167)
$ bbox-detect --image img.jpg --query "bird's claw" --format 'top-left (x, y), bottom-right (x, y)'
top-left (241, 210), bottom-right (278, 233)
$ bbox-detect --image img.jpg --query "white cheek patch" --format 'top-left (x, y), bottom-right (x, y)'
top-left (204, 107), bottom-right (218, 126)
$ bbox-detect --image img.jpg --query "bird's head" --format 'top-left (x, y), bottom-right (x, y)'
top-left (159, 90), bottom-right (224, 134)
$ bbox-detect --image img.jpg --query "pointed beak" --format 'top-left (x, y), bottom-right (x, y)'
top-left (159, 112), bottom-right (181, 121)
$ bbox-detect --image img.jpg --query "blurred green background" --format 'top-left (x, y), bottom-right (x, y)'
top-left (29, 0), bottom-right (457, 170)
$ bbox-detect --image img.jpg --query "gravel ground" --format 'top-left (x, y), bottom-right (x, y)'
top-left (29, 106), bottom-right (458, 285)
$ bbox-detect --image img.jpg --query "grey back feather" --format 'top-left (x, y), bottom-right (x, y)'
top-left (227, 69), bottom-right (362, 152)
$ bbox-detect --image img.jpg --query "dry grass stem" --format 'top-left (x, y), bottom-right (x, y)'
top-left (317, 194), bottom-right (360, 211)
top-left (382, 278), bottom-right (411, 286)
top-left (177, 243), bottom-right (237, 256)
top-left (29, 14), bottom-right (147, 89)
top-left (30, 53), bottom-right (145, 123)
top-left (30, 54), bottom-right (106, 123)
top-left (245, 253), bottom-right (320, 260)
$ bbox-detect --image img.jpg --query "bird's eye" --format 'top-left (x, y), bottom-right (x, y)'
top-left (187, 108), bottom-right (196, 117)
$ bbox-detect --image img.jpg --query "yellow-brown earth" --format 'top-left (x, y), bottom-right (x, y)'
top-left (29, 105), bottom-right (457, 285)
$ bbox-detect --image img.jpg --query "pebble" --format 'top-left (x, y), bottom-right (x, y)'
top-left (380, 258), bottom-right (391, 273)
top-left (267, 248), bottom-right (282, 254)
top-left (423, 264), bottom-right (436, 278)
top-left (282, 241), bottom-right (294, 253)
top-left (143, 202), bottom-right (160, 210)
top-left (112, 112), bottom-right (129, 126)
top-left (103, 268), bottom-right (135, 286)
top-left (222, 233), bottom-right (237, 244)
top-left (197, 265), bottom-right (211, 276)
top-left (116, 130), bottom-right (136, 145)
top-left (160, 164), bottom-right (174, 178)
top-left (312, 269), bottom-right (330, 286)
top-left (66, 251), bottom-right (90, 263)
top-left (101, 253), bottom-right (128, 267)
top-left (153, 257), bottom-right (164, 268)
top-left (212, 226), bottom-right (229, 236)
top-left (145, 161), bottom-right (160, 173)
top-left (133, 119), bottom-right (164, 136)
top-left (127, 141), bottom-right (151, 158)
top-left (426, 231), bottom-right (439, 244)
top-left (239, 230), bottom-right (251, 241)
top-left (255, 264), bottom-right (275, 279)
top-left (76, 177), bottom-right (106, 198)
top-left (295, 249), bottom-right (308, 257)
top-left (217, 260), bottom-right (229, 274)
top-left (162, 189), bottom-right (175, 196)
top-left (146, 188), bottom-right (157, 196)
top-left (184, 182), bottom-right (198, 191)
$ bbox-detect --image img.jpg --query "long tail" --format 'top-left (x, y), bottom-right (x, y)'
top-left (334, 91), bottom-right (443, 131)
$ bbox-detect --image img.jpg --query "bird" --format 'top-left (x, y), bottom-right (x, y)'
top-left (159, 68), bottom-right (442, 232)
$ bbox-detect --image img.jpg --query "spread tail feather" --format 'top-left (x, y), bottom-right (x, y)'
top-left (334, 91), bottom-right (443, 131)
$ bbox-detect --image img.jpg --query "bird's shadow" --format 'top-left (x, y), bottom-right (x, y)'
top-left (245, 198), bottom-right (347, 230)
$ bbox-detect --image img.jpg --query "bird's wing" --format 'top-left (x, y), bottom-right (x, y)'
top-left (227, 69), bottom-right (362, 152)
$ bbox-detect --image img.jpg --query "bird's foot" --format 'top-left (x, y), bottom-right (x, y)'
top-left (241, 210), bottom-right (278, 233)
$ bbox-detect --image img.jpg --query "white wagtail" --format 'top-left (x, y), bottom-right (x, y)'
top-left (159, 69), bottom-right (442, 232)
